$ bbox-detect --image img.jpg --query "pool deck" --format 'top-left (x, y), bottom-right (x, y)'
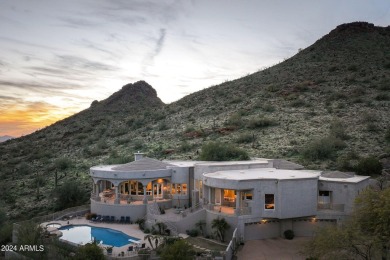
top-left (42, 217), bottom-right (149, 257)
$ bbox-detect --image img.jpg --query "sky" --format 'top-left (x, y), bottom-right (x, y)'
top-left (0, 0), bottom-right (389, 137)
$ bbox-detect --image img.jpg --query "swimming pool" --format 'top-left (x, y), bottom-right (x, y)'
top-left (59, 225), bottom-right (140, 247)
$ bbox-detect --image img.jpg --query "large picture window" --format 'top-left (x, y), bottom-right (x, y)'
top-left (171, 183), bottom-right (187, 195)
top-left (265, 194), bottom-right (275, 209)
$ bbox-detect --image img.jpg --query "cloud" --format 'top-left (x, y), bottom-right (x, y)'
top-left (0, 101), bottom-right (74, 137)
top-left (57, 16), bottom-right (103, 29)
top-left (141, 28), bottom-right (167, 74)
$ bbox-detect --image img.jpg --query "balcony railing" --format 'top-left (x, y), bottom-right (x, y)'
top-left (317, 203), bottom-right (345, 212)
top-left (205, 203), bottom-right (252, 216)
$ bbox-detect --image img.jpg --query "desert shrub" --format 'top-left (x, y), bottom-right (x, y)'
top-left (225, 113), bottom-right (243, 127)
top-left (106, 155), bottom-right (133, 165)
top-left (186, 229), bottom-right (199, 237)
top-left (375, 93), bottom-right (390, 101)
top-left (55, 157), bottom-right (73, 171)
top-left (200, 142), bottom-right (249, 161)
top-left (386, 128), bottom-right (390, 142)
top-left (262, 104), bottom-right (276, 112)
top-left (179, 141), bottom-right (192, 152)
top-left (290, 99), bottom-right (307, 107)
top-left (158, 121), bottom-right (169, 131)
top-left (97, 140), bottom-right (108, 150)
top-left (55, 180), bottom-right (88, 210)
top-left (131, 118), bottom-right (145, 130)
top-left (75, 242), bottom-right (105, 260)
top-left (347, 64), bottom-right (358, 71)
top-left (302, 136), bottom-right (346, 161)
top-left (235, 133), bottom-right (255, 144)
top-left (184, 126), bottom-right (195, 133)
top-left (355, 157), bottom-right (383, 176)
top-left (135, 218), bottom-right (145, 230)
top-left (284, 229), bottom-right (295, 240)
top-left (246, 117), bottom-right (277, 129)
top-left (329, 120), bottom-right (349, 140)
top-left (18, 162), bottom-right (30, 176)
top-left (133, 140), bottom-right (144, 150)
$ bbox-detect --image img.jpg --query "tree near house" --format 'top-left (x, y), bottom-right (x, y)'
top-left (304, 187), bottom-right (390, 260)
top-left (195, 220), bottom-right (206, 236)
top-left (211, 217), bottom-right (230, 242)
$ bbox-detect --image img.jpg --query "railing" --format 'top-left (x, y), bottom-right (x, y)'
top-left (317, 203), bottom-right (345, 212)
top-left (205, 204), bottom-right (252, 216)
top-left (225, 228), bottom-right (239, 260)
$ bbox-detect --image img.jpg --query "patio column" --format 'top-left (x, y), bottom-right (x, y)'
top-left (143, 186), bottom-right (148, 204)
top-left (114, 185), bottom-right (120, 204)
top-left (208, 186), bottom-right (212, 204)
top-left (236, 191), bottom-right (241, 209)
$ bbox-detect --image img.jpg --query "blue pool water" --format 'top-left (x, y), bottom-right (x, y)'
top-left (59, 225), bottom-right (140, 247)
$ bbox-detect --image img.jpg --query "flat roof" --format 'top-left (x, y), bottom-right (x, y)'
top-left (166, 159), bottom-right (270, 167)
top-left (203, 168), bottom-right (321, 181)
top-left (319, 175), bottom-right (370, 183)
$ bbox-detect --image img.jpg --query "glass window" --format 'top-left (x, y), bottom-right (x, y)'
top-left (244, 192), bottom-right (252, 200)
top-left (171, 183), bottom-right (187, 195)
top-left (265, 194), bottom-right (275, 209)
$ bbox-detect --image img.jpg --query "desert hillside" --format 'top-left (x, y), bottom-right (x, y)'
top-left (0, 22), bottom-right (389, 220)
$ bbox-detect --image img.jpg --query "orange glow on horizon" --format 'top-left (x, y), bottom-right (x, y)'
top-left (0, 102), bottom-right (75, 137)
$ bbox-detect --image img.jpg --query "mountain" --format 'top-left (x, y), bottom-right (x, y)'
top-left (0, 22), bottom-right (389, 220)
top-left (0, 135), bottom-right (13, 143)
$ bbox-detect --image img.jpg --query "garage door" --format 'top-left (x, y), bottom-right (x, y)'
top-left (244, 221), bottom-right (280, 240)
top-left (293, 219), bottom-right (336, 237)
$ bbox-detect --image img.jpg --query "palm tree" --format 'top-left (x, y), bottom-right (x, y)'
top-left (211, 217), bottom-right (230, 242)
top-left (144, 234), bottom-right (160, 250)
top-left (195, 220), bottom-right (206, 236)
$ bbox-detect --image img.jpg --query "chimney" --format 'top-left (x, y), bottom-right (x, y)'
top-left (134, 152), bottom-right (144, 161)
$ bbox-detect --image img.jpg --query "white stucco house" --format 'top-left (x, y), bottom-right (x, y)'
top-left (90, 153), bottom-right (370, 241)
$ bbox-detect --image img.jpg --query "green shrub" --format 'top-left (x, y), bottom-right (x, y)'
top-left (386, 128), bottom-right (390, 142)
top-left (329, 120), bottom-right (349, 140)
top-left (135, 218), bottom-right (145, 230)
top-left (55, 180), bottom-right (88, 210)
top-left (55, 157), bottom-right (73, 171)
top-left (375, 93), bottom-right (390, 101)
top-left (284, 229), bottom-right (295, 240)
top-left (186, 229), bottom-right (199, 237)
top-left (235, 133), bottom-right (255, 144)
top-left (290, 99), bottom-right (307, 107)
top-left (225, 113), bottom-right (243, 127)
top-left (179, 141), bottom-right (192, 152)
top-left (355, 157), bottom-right (383, 176)
top-left (246, 117), bottom-right (277, 129)
top-left (200, 142), bottom-right (250, 161)
top-left (302, 136), bottom-right (346, 161)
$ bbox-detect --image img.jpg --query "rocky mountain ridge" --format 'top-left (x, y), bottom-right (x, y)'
top-left (0, 22), bottom-right (389, 220)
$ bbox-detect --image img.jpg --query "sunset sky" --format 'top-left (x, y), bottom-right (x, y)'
top-left (1, 0), bottom-right (390, 137)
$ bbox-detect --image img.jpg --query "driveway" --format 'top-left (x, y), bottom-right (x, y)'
top-left (236, 237), bottom-right (311, 260)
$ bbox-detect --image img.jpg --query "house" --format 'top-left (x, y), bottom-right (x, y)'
top-left (89, 153), bottom-right (370, 241)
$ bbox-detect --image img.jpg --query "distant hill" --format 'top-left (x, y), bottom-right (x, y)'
top-left (0, 135), bottom-right (13, 142)
top-left (0, 22), bottom-right (389, 220)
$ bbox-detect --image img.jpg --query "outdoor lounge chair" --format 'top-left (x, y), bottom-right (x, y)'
top-left (110, 216), bottom-right (115, 222)
top-left (120, 216), bottom-right (125, 223)
top-left (125, 216), bottom-right (131, 224)
top-left (127, 246), bottom-right (134, 255)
